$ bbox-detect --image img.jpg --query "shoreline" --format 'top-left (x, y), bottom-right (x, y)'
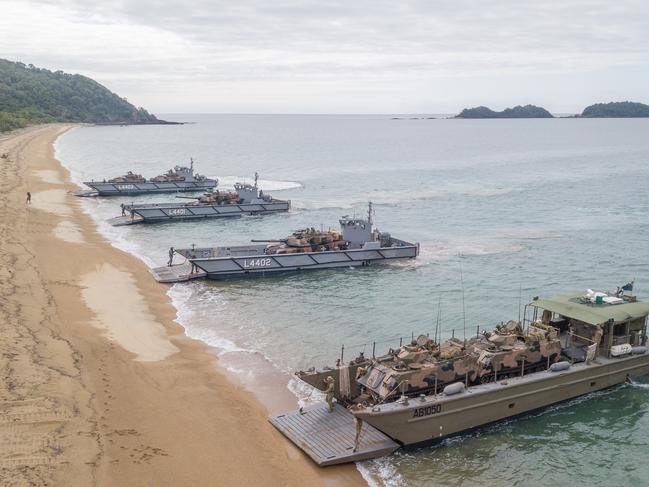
top-left (0, 124), bottom-right (365, 486)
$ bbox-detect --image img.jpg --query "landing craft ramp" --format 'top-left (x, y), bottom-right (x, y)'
top-left (149, 262), bottom-right (206, 283)
top-left (269, 403), bottom-right (399, 466)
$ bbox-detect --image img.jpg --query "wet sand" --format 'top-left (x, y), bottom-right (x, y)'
top-left (0, 124), bottom-right (364, 486)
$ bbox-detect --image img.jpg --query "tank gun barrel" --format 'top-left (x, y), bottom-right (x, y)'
top-left (250, 239), bottom-right (286, 243)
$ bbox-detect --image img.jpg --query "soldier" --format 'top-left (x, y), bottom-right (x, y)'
top-left (168, 247), bottom-right (175, 267)
top-left (121, 203), bottom-right (126, 216)
top-left (324, 376), bottom-right (335, 413)
top-left (26, 192), bottom-right (31, 204)
top-left (353, 413), bottom-right (363, 452)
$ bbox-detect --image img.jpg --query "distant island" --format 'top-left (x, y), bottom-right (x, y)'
top-left (455, 104), bottom-right (553, 119)
top-left (579, 101), bottom-right (649, 118)
top-left (0, 58), bottom-right (177, 132)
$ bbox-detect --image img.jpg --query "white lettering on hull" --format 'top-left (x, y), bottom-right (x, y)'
top-left (242, 258), bottom-right (272, 268)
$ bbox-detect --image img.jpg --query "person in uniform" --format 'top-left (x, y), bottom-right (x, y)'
top-left (352, 405), bottom-right (364, 452)
top-left (26, 192), bottom-right (31, 204)
top-left (324, 376), bottom-right (335, 413)
top-left (168, 247), bottom-right (175, 267)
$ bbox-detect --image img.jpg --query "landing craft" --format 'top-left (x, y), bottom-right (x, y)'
top-left (76, 158), bottom-right (217, 196)
top-left (107, 173), bottom-right (290, 226)
top-left (150, 202), bottom-right (419, 282)
top-left (270, 286), bottom-right (649, 466)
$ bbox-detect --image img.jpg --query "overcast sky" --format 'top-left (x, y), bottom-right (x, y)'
top-left (2, 0), bottom-right (649, 114)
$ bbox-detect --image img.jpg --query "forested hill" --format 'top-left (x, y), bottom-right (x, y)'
top-left (0, 59), bottom-right (170, 132)
top-left (580, 101), bottom-right (649, 118)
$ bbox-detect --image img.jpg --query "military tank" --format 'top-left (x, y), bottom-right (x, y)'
top-left (77, 158), bottom-right (217, 196)
top-left (107, 173), bottom-right (290, 226)
top-left (150, 202), bottom-right (419, 282)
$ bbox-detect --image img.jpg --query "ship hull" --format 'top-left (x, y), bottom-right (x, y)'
top-left (187, 243), bottom-right (418, 280)
top-left (82, 179), bottom-right (217, 196)
top-left (356, 353), bottom-right (649, 445)
top-left (113, 200), bottom-right (290, 225)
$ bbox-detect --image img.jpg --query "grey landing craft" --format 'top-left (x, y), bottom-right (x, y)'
top-left (150, 202), bottom-right (419, 282)
top-left (107, 173), bottom-right (290, 226)
top-left (76, 158), bottom-right (217, 196)
top-left (270, 286), bottom-right (649, 466)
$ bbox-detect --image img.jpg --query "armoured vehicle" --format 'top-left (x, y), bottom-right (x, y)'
top-left (107, 173), bottom-right (290, 226)
top-left (270, 286), bottom-right (649, 466)
top-left (150, 203), bottom-right (419, 282)
top-left (78, 158), bottom-right (217, 196)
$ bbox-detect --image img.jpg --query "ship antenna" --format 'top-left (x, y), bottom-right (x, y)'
top-left (367, 201), bottom-right (373, 225)
top-left (190, 157), bottom-right (194, 171)
top-left (434, 294), bottom-right (442, 344)
top-left (254, 171), bottom-right (259, 188)
top-left (460, 257), bottom-right (466, 347)
top-left (518, 282), bottom-right (523, 326)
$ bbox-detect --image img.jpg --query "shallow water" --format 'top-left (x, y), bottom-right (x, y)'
top-left (56, 115), bottom-right (649, 486)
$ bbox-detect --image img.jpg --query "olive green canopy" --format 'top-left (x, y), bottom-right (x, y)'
top-left (530, 292), bottom-right (649, 326)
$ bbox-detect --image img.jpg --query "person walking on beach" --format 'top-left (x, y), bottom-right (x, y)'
top-left (26, 192), bottom-right (31, 204)
top-left (168, 247), bottom-right (175, 267)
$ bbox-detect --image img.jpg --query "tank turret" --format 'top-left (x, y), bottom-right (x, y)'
top-left (109, 171), bottom-right (146, 183)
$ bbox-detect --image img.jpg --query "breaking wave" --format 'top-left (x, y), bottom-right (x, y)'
top-left (357, 457), bottom-right (407, 487)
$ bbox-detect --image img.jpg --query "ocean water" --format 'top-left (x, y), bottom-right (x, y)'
top-left (56, 115), bottom-right (649, 486)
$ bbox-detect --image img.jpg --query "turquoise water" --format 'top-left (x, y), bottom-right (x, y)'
top-left (56, 115), bottom-right (649, 486)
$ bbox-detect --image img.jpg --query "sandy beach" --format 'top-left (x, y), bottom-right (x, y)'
top-left (0, 124), bottom-right (364, 486)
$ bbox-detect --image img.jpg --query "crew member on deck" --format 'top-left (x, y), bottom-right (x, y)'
top-left (324, 376), bottom-right (335, 413)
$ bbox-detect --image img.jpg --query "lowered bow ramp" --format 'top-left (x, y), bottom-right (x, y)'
top-left (149, 262), bottom-right (206, 283)
top-left (269, 403), bottom-right (399, 466)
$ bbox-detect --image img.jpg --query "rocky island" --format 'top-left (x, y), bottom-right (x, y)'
top-left (455, 104), bottom-right (554, 119)
top-left (579, 101), bottom-right (649, 118)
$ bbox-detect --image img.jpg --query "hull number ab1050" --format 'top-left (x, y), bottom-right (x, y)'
top-left (243, 258), bottom-right (272, 268)
top-left (413, 404), bottom-right (442, 418)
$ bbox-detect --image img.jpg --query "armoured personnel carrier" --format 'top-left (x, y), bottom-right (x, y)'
top-left (107, 173), bottom-right (290, 226)
top-left (270, 286), bottom-right (649, 466)
top-left (150, 203), bottom-right (418, 282)
top-left (77, 158), bottom-right (217, 196)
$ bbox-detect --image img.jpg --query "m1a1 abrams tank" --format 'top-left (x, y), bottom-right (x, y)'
top-left (77, 158), bottom-right (217, 196)
top-left (108, 171), bottom-right (146, 183)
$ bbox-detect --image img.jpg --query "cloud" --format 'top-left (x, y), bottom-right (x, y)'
top-left (2, 0), bottom-right (649, 112)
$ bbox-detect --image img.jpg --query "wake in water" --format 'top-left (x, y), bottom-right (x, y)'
top-left (290, 183), bottom-right (514, 212)
top-left (216, 175), bottom-right (302, 191)
top-left (627, 379), bottom-right (649, 389)
top-left (418, 240), bottom-right (525, 263)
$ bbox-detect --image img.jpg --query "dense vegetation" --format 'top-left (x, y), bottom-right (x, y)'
top-left (455, 104), bottom-right (554, 119)
top-left (0, 59), bottom-right (161, 132)
top-left (580, 101), bottom-right (649, 118)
